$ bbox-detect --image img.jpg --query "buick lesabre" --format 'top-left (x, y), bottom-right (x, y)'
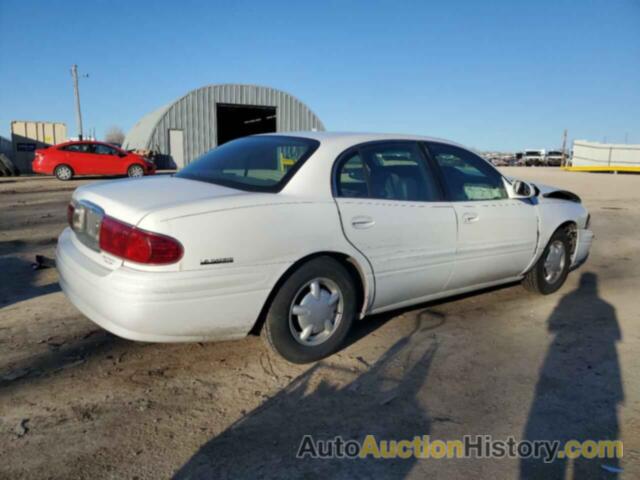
top-left (57, 133), bottom-right (593, 363)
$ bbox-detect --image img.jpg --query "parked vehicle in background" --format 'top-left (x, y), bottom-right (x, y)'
top-left (56, 132), bottom-right (593, 363)
top-left (515, 152), bottom-right (525, 165)
top-left (524, 149), bottom-right (546, 166)
top-left (32, 141), bottom-right (156, 181)
top-left (489, 156), bottom-right (507, 166)
top-left (546, 150), bottom-right (564, 166)
top-left (488, 155), bottom-right (517, 167)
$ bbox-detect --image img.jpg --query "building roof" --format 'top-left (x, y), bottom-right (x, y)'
top-left (122, 84), bottom-right (325, 155)
top-left (122, 103), bottom-right (172, 151)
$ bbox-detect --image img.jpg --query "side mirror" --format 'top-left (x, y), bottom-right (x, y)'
top-left (512, 180), bottom-right (535, 198)
top-left (118, 152), bottom-right (127, 158)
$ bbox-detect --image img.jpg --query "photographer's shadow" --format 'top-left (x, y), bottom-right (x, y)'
top-left (520, 272), bottom-right (623, 479)
top-left (174, 319), bottom-right (438, 479)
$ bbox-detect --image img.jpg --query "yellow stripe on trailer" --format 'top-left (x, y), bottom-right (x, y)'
top-left (562, 165), bottom-right (640, 173)
top-left (279, 155), bottom-right (296, 171)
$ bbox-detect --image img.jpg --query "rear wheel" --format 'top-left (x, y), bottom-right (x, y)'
top-left (262, 257), bottom-right (357, 363)
top-left (523, 228), bottom-right (571, 294)
top-left (54, 164), bottom-right (73, 181)
top-left (127, 164), bottom-right (144, 177)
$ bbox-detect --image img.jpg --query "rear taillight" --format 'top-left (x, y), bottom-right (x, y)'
top-left (99, 216), bottom-right (183, 265)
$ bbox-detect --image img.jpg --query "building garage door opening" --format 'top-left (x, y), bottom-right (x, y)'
top-left (216, 104), bottom-right (276, 146)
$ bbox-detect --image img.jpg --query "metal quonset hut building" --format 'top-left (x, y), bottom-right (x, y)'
top-left (122, 84), bottom-right (325, 169)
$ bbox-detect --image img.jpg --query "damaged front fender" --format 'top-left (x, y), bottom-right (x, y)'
top-left (534, 182), bottom-right (582, 203)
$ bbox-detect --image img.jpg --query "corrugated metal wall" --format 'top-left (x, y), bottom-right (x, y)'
top-left (10, 121), bottom-right (67, 172)
top-left (137, 84), bottom-right (324, 167)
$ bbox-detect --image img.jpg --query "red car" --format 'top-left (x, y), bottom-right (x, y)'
top-left (32, 141), bottom-right (156, 181)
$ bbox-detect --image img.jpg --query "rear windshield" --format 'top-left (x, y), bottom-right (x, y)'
top-left (176, 136), bottom-right (320, 192)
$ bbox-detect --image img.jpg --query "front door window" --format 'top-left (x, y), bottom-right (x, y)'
top-left (427, 142), bottom-right (507, 201)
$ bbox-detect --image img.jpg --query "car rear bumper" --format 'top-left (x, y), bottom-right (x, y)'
top-left (31, 160), bottom-right (51, 175)
top-left (571, 228), bottom-right (593, 270)
top-left (56, 228), bottom-right (273, 342)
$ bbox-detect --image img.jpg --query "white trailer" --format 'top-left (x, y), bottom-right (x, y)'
top-left (568, 140), bottom-right (640, 172)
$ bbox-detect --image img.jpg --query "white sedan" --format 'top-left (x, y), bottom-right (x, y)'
top-left (57, 133), bottom-right (593, 363)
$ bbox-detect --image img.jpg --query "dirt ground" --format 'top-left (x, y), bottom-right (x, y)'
top-left (0, 168), bottom-right (638, 479)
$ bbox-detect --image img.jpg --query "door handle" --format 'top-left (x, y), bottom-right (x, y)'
top-left (351, 216), bottom-right (375, 229)
top-left (462, 212), bottom-right (479, 223)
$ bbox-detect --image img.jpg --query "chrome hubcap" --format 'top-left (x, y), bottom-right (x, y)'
top-left (544, 240), bottom-right (566, 284)
top-left (130, 166), bottom-right (143, 177)
top-left (58, 167), bottom-right (71, 179)
top-left (289, 278), bottom-right (343, 346)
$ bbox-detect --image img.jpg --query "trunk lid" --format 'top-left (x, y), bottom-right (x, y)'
top-left (73, 175), bottom-right (244, 226)
top-left (68, 175), bottom-right (247, 271)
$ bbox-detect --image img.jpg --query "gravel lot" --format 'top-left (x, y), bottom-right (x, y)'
top-left (1, 168), bottom-right (638, 479)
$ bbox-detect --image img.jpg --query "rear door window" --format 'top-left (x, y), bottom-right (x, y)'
top-left (336, 142), bottom-right (441, 202)
top-left (60, 143), bottom-right (92, 153)
top-left (336, 153), bottom-right (369, 198)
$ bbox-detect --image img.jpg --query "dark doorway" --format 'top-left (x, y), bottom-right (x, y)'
top-left (216, 104), bottom-right (277, 146)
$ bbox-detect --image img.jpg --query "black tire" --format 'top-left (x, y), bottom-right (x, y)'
top-left (127, 164), bottom-right (144, 177)
top-left (262, 256), bottom-right (357, 364)
top-left (0, 154), bottom-right (17, 176)
top-left (54, 164), bottom-right (73, 181)
top-left (523, 228), bottom-right (571, 294)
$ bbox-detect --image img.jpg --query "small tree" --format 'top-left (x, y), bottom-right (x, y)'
top-left (104, 126), bottom-right (125, 146)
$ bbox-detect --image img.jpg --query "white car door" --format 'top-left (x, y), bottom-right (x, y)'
top-left (334, 141), bottom-right (457, 311)
top-left (426, 142), bottom-right (538, 289)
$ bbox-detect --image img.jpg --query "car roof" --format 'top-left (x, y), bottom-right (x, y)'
top-left (56, 140), bottom-right (120, 148)
top-left (260, 131), bottom-right (467, 149)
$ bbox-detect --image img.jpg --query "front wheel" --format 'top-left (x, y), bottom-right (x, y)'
top-left (523, 228), bottom-right (572, 294)
top-left (127, 164), bottom-right (144, 177)
top-left (262, 257), bottom-right (357, 363)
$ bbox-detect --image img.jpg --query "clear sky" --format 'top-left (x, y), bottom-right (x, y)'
top-left (0, 0), bottom-right (638, 151)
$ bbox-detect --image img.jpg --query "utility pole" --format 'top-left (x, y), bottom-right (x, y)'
top-left (70, 64), bottom-right (85, 140)
top-left (561, 129), bottom-right (568, 167)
